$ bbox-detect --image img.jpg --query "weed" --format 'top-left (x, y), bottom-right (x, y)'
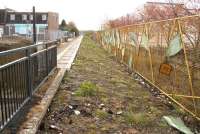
top-left (88, 124), bottom-right (97, 129)
top-left (62, 76), bottom-right (71, 83)
top-left (173, 104), bottom-right (185, 115)
top-left (94, 109), bottom-right (109, 119)
top-left (158, 119), bottom-right (169, 128)
top-left (123, 112), bottom-right (150, 125)
top-left (149, 106), bottom-right (161, 115)
top-left (75, 81), bottom-right (100, 97)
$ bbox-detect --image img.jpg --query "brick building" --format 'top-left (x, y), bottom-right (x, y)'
top-left (0, 8), bottom-right (59, 41)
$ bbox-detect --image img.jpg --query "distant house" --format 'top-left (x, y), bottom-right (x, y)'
top-left (0, 8), bottom-right (59, 41)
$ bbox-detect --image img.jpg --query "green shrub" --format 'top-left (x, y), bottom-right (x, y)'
top-left (75, 81), bottom-right (99, 97)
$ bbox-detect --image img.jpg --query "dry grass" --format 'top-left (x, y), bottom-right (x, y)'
top-left (38, 33), bottom-right (196, 134)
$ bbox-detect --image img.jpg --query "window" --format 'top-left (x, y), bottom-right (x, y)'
top-left (39, 27), bottom-right (46, 33)
top-left (10, 14), bottom-right (15, 21)
top-left (29, 15), bottom-right (33, 20)
top-left (22, 14), bottom-right (27, 20)
top-left (42, 14), bottom-right (47, 21)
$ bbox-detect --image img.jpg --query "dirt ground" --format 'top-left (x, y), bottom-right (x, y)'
top-left (0, 36), bottom-right (32, 51)
top-left (38, 34), bottom-right (199, 134)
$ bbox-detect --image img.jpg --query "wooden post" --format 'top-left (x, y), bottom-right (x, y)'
top-left (145, 24), bottom-right (155, 83)
top-left (177, 20), bottom-right (197, 114)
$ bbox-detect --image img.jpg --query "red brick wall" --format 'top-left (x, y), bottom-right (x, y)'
top-left (47, 12), bottom-right (59, 31)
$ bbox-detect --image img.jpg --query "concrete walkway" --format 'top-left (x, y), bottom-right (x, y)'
top-left (57, 36), bottom-right (83, 70)
top-left (18, 36), bottom-right (83, 134)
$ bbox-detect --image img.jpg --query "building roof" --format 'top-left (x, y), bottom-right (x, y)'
top-left (0, 8), bottom-right (15, 12)
top-left (0, 8), bottom-right (58, 14)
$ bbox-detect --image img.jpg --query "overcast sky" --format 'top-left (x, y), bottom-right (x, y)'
top-left (0, 0), bottom-right (158, 30)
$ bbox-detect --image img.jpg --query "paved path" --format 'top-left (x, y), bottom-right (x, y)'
top-left (57, 36), bottom-right (83, 70)
top-left (17, 36), bottom-right (83, 134)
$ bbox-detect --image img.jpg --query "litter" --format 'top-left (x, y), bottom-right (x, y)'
top-left (74, 110), bottom-right (81, 115)
top-left (163, 116), bottom-right (193, 134)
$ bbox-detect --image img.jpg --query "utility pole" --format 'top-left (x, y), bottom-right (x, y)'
top-left (33, 6), bottom-right (36, 44)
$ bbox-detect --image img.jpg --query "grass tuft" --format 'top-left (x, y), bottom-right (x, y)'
top-left (94, 109), bottom-right (109, 119)
top-left (75, 81), bottom-right (100, 97)
top-left (123, 112), bottom-right (150, 125)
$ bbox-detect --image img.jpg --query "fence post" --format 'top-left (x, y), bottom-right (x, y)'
top-left (177, 20), bottom-right (197, 114)
top-left (55, 42), bottom-right (57, 68)
top-left (26, 49), bottom-right (32, 97)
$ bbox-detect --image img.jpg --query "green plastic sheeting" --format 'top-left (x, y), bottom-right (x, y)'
top-left (103, 32), bottom-right (108, 44)
top-left (120, 33), bottom-right (126, 44)
top-left (166, 34), bottom-right (182, 57)
top-left (121, 48), bottom-right (125, 57)
top-left (115, 30), bottom-right (121, 46)
top-left (163, 116), bottom-right (193, 134)
top-left (107, 30), bottom-right (115, 45)
top-left (128, 54), bottom-right (132, 68)
top-left (111, 30), bottom-right (115, 45)
top-left (141, 34), bottom-right (149, 50)
top-left (104, 32), bottom-right (113, 45)
top-left (129, 32), bottom-right (137, 46)
top-left (108, 33), bottom-right (112, 44)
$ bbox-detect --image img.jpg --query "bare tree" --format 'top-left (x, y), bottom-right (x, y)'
top-left (102, 0), bottom-right (199, 29)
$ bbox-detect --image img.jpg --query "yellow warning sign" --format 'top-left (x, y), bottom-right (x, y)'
top-left (159, 63), bottom-right (173, 75)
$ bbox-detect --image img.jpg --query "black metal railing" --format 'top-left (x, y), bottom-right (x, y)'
top-left (0, 41), bottom-right (57, 130)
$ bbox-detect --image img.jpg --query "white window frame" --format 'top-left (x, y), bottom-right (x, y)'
top-left (42, 14), bottom-right (47, 21)
top-left (29, 15), bottom-right (33, 20)
top-left (22, 14), bottom-right (27, 21)
top-left (10, 14), bottom-right (15, 21)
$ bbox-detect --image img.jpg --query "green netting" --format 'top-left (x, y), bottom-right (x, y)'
top-left (104, 31), bottom-right (113, 45)
top-left (166, 34), bottom-right (182, 57)
top-left (103, 32), bottom-right (108, 44)
top-left (141, 34), bottom-right (149, 50)
top-left (111, 30), bottom-right (115, 45)
top-left (122, 48), bottom-right (125, 57)
top-left (98, 15), bottom-right (200, 120)
top-left (128, 53), bottom-right (133, 68)
top-left (129, 32), bottom-right (137, 46)
top-left (115, 30), bottom-right (121, 47)
top-left (120, 32), bottom-right (126, 44)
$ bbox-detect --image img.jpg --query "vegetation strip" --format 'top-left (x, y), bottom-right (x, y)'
top-left (38, 34), bottom-right (199, 133)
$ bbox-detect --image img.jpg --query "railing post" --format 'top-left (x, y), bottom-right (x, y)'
top-left (55, 41), bottom-right (57, 67)
top-left (45, 43), bottom-right (49, 75)
top-left (26, 49), bottom-right (32, 97)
